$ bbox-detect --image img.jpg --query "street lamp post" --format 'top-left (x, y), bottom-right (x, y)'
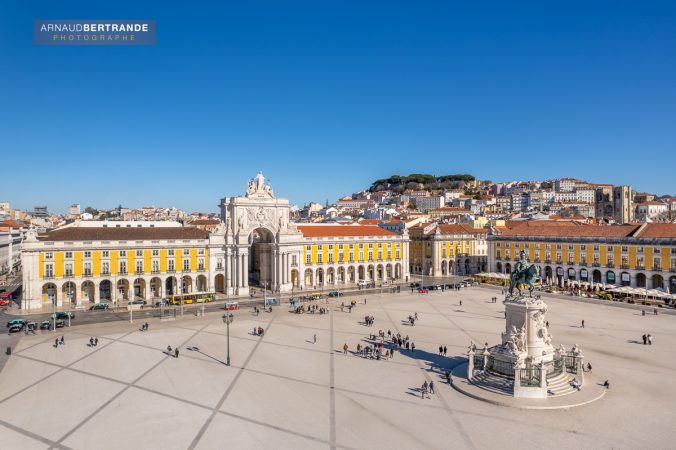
top-left (222, 312), bottom-right (234, 366)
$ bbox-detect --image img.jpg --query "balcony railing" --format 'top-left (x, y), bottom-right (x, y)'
top-left (606, 263), bottom-right (614, 268)
top-left (135, 270), bottom-right (144, 275)
top-left (101, 271), bottom-right (110, 276)
top-left (636, 265), bottom-right (645, 270)
top-left (119, 271), bottom-right (128, 275)
top-left (167, 269), bottom-right (175, 273)
top-left (567, 260), bottom-right (575, 265)
top-left (580, 261), bottom-right (587, 267)
top-left (151, 270), bottom-right (160, 274)
top-left (534, 258), bottom-right (541, 263)
top-left (544, 259), bottom-right (552, 264)
top-left (650, 266), bottom-right (661, 272)
top-left (84, 272), bottom-right (92, 277)
top-left (592, 263), bottom-right (600, 267)
top-left (620, 264), bottom-right (630, 270)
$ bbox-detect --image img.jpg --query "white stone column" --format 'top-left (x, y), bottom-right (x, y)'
top-left (242, 253), bottom-right (249, 288)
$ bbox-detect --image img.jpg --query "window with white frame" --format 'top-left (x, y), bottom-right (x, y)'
top-left (65, 263), bottom-right (73, 276)
top-left (45, 252), bottom-right (53, 260)
top-left (102, 262), bottom-right (110, 275)
top-left (65, 252), bottom-right (73, 259)
top-left (119, 261), bottom-right (127, 274)
top-left (84, 251), bottom-right (91, 258)
top-left (136, 261), bottom-right (143, 273)
top-left (183, 259), bottom-right (190, 271)
top-left (136, 250), bottom-right (143, 257)
top-left (216, 258), bottom-right (223, 270)
top-left (84, 262), bottom-right (92, 275)
top-left (168, 249), bottom-right (174, 256)
top-left (198, 258), bottom-right (205, 270)
top-left (102, 250), bottom-right (109, 258)
top-left (168, 260), bottom-right (175, 272)
top-left (45, 263), bottom-right (54, 277)
top-left (120, 250), bottom-right (127, 257)
top-left (152, 249), bottom-right (159, 257)
top-left (152, 260), bottom-right (159, 273)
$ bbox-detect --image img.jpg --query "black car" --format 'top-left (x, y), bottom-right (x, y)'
top-left (40, 321), bottom-right (51, 330)
top-left (328, 291), bottom-right (343, 297)
top-left (90, 303), bottom-right (109, 311)
top-left (54, 320), bottom-right (66, 328)
top-left (8, 324), bottom-right (23, 333)
top-left (52, 312), bottom-right (75, 320)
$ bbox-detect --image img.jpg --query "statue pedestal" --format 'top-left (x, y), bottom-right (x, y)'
top-left (486, 294), bottom-right (555, 398)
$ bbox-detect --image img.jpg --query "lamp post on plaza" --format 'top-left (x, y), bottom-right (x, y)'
top-left (222, 312), bottom-right (234, 366)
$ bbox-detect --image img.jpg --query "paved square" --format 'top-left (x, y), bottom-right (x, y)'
top-left (1, 286), bottom-right (675, 449)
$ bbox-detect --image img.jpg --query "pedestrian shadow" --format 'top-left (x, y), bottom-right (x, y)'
top-left (626, 339), bottom-right (643, 345)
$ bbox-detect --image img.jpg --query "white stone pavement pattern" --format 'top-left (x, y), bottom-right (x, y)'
top-left (0, 287), bottom-right (675, 449)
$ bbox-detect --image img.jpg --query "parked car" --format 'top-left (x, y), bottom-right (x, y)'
top-left (40, 321), bottom-right (51, 330)
top-left (54, 320), bottom-right (66, 328)
top-left (52, 312), bottom-right (75, 320)
top-left (129, 300), bottom-right (147, 305)
top-left (90, 303), bottom-right (109, 311)
top-left (6, 319), bottom-right (26, 328)
top-left (0, 299), bottom-right (11, 307)
top-left (8, 323), bottom-right (23, 333)
top-left (328, 291), bottom-right (343, 297)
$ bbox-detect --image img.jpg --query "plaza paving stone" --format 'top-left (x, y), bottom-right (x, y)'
top-left (0, 286), bottom-right (675, 449)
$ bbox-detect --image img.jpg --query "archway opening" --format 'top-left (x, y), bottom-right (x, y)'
top-left (249, 227), bottom-right (275, 288)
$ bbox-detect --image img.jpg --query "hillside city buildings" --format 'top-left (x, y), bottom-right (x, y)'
top-left (5, 173), bottom-right (676, 310)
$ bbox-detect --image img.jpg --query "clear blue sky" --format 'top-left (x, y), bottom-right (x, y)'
top-left (1, 1), bottom-right (675, 213)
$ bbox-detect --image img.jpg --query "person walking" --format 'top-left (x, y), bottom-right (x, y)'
top-left (439, 345), bottom-right (443, 356)
top-left (459, 300), bottom-right (463, 307)
top-left (55, 338), bottom-right (59, 348)
top-left (89, 337), bottom-right (94, 347)
top-left (603, 380), bottom-right (610, 389)
top-left (411, 342), bottom-right (416, 351)
top-left (94, 337), bottom-right (98, 346)
top-left (429, 380), bottom-right (435, 394)
top-left (647, 334), bottom-right (652, 345)
top-left (653, 308), bottom-right (658, 316)
top-left (313, 334), bottom-right (317, 344)
top-left (60, 336), bottom-right (65, 346)
top-left (145, 322), bottom-right (149, 331)
top-left (642, 334), bottom-right (647, 345)
top-left (581, 320), bottom-right (585, 328)
top-left (443, 345), bottom-right (447, 356)
top-left (422, 380), bottom-right (428, 399)
top-left (343, 343), bottom-right (348, 354)
top-left (175, 347), bottom-right (179, 358)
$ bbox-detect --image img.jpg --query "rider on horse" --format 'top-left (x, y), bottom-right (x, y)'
top-left (509, 250), bottom-right (538, 297)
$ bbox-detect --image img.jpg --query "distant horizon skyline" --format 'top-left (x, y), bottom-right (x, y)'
top-left (4, 169), bottom-right (672, 216)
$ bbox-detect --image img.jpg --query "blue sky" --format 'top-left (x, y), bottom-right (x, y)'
top-left (1, 1), bottom-right (675, 213)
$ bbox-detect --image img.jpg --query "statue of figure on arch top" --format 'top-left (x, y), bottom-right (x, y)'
top-left (246, 172), bottom-right (274, 198)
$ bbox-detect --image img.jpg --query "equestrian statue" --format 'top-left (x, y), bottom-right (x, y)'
top-left (509, 250), bottom-right (539, 297)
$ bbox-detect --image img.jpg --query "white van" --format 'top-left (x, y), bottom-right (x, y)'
top-left (357, 280), bottom-right (370, 288)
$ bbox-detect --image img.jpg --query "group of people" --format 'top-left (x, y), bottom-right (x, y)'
top-left (54, 336), bottom-right (65, 347)
top-left (420, 380), bottom-right (435, 399)
top-left (407, 312), bottom-right (419, 326)
top-left (140, 322), bottom-right (150, 332)
top-left (166, 345), bottom-right (179, 358)
top-left (88, 337), bottom-right (99, 347)
top-left (642, 333), bottom-right (653, 345)
top-left (438, 345), bottom-right (448, 356)
top-left (363, 315), bottom-right (375, 327)
top-left (294, 304), bottom-right (328, 315)
top-left (253, 326), bottom-right (265, 336)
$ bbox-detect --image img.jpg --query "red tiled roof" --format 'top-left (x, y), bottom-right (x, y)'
top-left (0, 220), bottom-right (20, 228)
top-left (499, 221), bottom-right (641, 238)
top-left (635, 223), bottom-right (676, 238)
top-left (189, 219), bottom-right (221, 225)
top-left (296, 225), bottom-right (397, 237)
top-left (433, 224), bottom-right (486, 236)
top-left (39, 226), bottom-right (209, 241)
top-left (357, 219), bottom-right (382, 225)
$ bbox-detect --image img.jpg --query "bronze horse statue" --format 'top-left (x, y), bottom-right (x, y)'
top-left (509, 260), bottom-right (539, 297)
